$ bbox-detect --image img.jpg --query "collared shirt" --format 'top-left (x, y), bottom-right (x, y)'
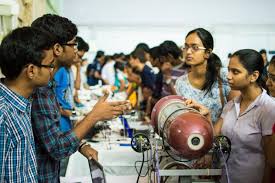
top-left (31, 81), bottom-right (80, 183)
top-left (220, 90), bottom-right (275, 183)
top-left (0, 82), bottom-right (37, 183)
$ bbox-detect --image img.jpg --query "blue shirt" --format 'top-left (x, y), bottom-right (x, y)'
top-left (87, 59), bottom-right (102, 86)
top-left (54, 67), bottom-right (74, 132)
top-left (0, 82), bottom-right (37, 183)
top-left (175, 68), bottom-right (230, 123)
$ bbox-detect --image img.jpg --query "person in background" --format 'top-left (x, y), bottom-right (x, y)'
top-left (135, 42), bottom-right (159, 74)
top-left (101, 55), bottom-right (115, 85)
top-left (114, 61), bottom-right (127, 92)
top-left (129, 49), bottom-right (156, 118)
top-left (266, 55), bottom-right (275, 98)
top-left (31, 14), bottom-right (131, 183)
top-left (53, 42), bottom-right (77, 132)
top-left (0, 27), bottom-right (55, 183)
top-left (265, 55), bottom-right (275, 183)
top-left (260, 49), bottom-right (269, 82)
top-left (86, 50), bottom-right (105, 86)
top-left (72, 36), bottom-right (89, 106)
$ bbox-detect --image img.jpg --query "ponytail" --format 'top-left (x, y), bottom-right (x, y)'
top-left (203, 53), bottom-right (222, 94)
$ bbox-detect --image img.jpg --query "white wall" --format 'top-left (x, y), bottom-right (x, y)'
top-left (61, 0), bottom-right (275, 65)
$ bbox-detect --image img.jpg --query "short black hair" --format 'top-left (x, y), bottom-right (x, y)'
top-left (76, 36), bottom-right (89, 52)
top-left (259, 49), bottom-right (267, 54)
top-left (160, 40), bottom-right (181, 59)
top-left (131, 49), bottom-right (147, 63)
top-left (31, 14), bottom-right (77, 44)
top-left (95, 50), bottom-right (105, 58)
top-left (0, 27), bottom-right (55, 80)
top-left (135, 43), bottom-right (150, 53)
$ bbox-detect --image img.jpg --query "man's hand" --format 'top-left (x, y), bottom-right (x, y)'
top-left (89, 92), bottom-right (132, 121)
top-left (79, 144), bottom-right (98, 161)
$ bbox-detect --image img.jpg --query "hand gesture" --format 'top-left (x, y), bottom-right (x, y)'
top-left (90, 92), bottom-right (131, 121)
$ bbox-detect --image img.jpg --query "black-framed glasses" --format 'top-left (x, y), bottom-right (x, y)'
top-left (182, 44), bottom-right (206, 52)
top-left (267, 72), bottom-right (275, 82)
top-left (37, 63), bottom-right (55, 71)
top-left (62, 42), bottom-right (78, 49)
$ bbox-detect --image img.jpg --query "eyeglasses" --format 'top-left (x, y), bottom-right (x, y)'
top-left (62, 42), bottom-right (78, 49)
top-left (267, 72), bottom-right (275, 82)
top-left (37, 63), bottom-right (55, 72)
top-left (182, 44), bottom-right (206, 52)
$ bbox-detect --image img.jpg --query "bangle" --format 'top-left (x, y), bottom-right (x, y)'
top-left (78, 140), bottom-right (87, 151)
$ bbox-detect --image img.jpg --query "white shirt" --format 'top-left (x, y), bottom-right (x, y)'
top-left (101, 60), bottom-right (115, 85)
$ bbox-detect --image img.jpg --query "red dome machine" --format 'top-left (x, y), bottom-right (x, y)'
top-left (130, 95), bottom-right (231, 183)
top-left (151, 95), bottom-right (214, 160)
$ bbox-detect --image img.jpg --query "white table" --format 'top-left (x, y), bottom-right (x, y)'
top-left (63, 118), bottom-right (151, 183)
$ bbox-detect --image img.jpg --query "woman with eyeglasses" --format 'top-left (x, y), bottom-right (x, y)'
top-left (175, 28), bottom-right (239, 124)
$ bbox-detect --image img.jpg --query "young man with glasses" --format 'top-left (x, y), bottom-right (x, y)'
top-left (31, 14), bottom-right (130, 183)
top-left (0, 27), bottom-right (55, 182)
top-left (72, 36), bottom-right (90, 107)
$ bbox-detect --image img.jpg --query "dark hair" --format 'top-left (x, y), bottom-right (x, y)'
top-left (95, 50), bottom-right (105, 59)
top-left (104, 55), bottom-right (113, 62)
top-left (270, 55), bottom-right (275, 66)
top-left (186, 28), bottom-right (218, 94)
top-left (232, 49), bottom-right (265, 87)
top-left (31, 14), bottom-right (77, 44)
top-left (135, 43), bottom-right (150, 53)
top-left (76, 36), bottom-right (89, 51)
top-left (131, 49), bottom-right (147, 63)
top-left (149, 46), bottom-right (160, 61)
top-left (0, 27), bottom-right (55, 80)
top-left (114, 61), bottom-right (125, 72)
top-left (228, 53), bottom-right (232, 58)
top-left (212, 53), bottom-right (222, 69)
top-left (160, 40), bottom-right (181, 59)
top-left (259, 49), bottom-right (267, 54)
top-left (113, 53), bottom-right (119, 60)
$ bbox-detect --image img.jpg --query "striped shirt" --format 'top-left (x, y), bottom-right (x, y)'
top-left (31, 82), bottom-right (80, 183)
top-left (0, 82), bottom-right (37, 183)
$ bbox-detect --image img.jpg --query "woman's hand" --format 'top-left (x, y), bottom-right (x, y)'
top-left (184, 99), bottom-right (212, 122)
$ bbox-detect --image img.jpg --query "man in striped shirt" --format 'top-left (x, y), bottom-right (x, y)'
top-left (0, 27), bottom-right (55, 182)
top-left (31, 14), bottom-right (130, 183)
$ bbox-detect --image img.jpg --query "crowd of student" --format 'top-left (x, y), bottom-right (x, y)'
top-left (1, 13), bottom-right (275, 183)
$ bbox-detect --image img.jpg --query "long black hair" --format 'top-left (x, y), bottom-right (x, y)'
top-left (232, 49), bottom-right (265, 88)
top-left (186, 28), bottom-right (220, 94)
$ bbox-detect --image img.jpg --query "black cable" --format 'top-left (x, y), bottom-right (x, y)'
top-left (136, 152), bottom-right (145, 183)
top-left (135, 161), bottom-right (149, 177)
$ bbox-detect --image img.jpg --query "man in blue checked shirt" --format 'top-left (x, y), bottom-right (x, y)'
top-left (0, 27), bottom-right (55, 182)
top-left (31, 14), bottom-right (131, 183)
